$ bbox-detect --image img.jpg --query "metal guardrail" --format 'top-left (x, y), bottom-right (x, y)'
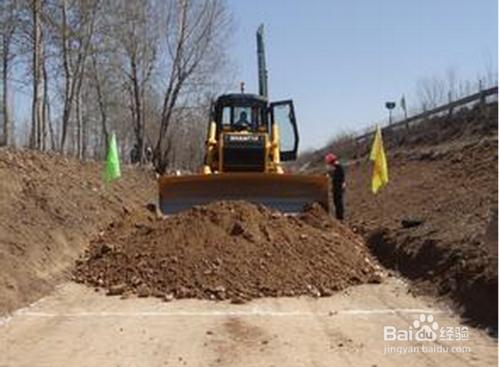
top-left (355, 86), bottom-right (498, 144)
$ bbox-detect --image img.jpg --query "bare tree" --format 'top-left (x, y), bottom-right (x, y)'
top-left (108, 0), bottom-right (158, 164)
top-left (30, 0), bottom-right (44, 149)
top-left (2, 0), bottom-right (233, 163)
top-left (0, 0), bottom-right (20, 146)
top-left (445, 67), bottom-right (457, 101)
top-left (482, 52), bottom-right (498, 89)
top-left (166, 104), bottom-right (209, 171)
top-left (153, 0), bottom-right (231, 173)
top-left (416, 76), bottom-right (446, 110)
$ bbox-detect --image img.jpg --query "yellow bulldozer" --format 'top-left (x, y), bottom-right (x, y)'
top-left (158, 25), bottom-right (330, 215)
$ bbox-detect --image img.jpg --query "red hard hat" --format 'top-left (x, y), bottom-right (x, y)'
top-left (325, 153), bottom-right (337, 165)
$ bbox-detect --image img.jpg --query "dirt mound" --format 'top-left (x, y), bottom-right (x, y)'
top-left (0, 148), bottom-right (155, 314)
top-left (74, 202), bottom-right (381, 302)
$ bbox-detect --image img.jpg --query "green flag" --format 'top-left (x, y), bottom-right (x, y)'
top-left (104, 133), bottom-right (121, 182)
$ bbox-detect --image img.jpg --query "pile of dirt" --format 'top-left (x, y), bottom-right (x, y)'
top-left (73, 201), bottom-right (382, 302)
top-left (0, 148), bottom-right (155, 314)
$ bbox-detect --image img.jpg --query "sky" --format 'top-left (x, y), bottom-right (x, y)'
top-left (227, 0), bottom-right (498, 151)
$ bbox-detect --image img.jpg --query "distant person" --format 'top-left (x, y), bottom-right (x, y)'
top-left (325, 153), bottom-right (346, 220)
top-left (130, 144), bottom-right (140, 164)
top-left (145, 146), bottom-right (153, 163)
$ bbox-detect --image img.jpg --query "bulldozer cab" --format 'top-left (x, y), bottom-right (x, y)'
top-left (213, 93), bottom-right (299, 161)
top-left (214, 94), bottom-right (268, 133)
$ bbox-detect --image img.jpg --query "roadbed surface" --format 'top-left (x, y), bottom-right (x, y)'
top-left (1, 278), bottom-right (496, 367)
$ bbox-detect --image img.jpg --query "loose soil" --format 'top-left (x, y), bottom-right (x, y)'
top-left (73, 201), bottom-right (381, 302)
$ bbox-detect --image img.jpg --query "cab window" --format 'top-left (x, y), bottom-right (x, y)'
top-left (222, 107), bottom-right (231, 127)
top-left (221, 105), bottom-right (266, 131)
top-left (270, 100), bottom-right (298, 161)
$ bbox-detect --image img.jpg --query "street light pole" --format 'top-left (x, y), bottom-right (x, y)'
top-left (385, 101), bottom-right (396, 125)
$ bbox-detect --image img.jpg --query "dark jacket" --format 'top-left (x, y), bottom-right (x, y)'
top-left (328, 163), bottom-right (345, 196)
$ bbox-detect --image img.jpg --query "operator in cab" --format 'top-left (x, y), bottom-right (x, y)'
top-left (235, 111), bottom-right (251, 130)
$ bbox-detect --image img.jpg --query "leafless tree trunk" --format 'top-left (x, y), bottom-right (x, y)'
top-left (74, 58), bottom-right (88, 159)
top-left (42, 56), bottom-right (57, 150)
top-left (30, 0), bottom-right (44, 149)
top-left (90, 54), bottom-right (109, 155)
top-left (130, 55), bottom-right (146, 163)
top-left (81, 94), bottom-right (88, 160)
top-left (76, 88), bottom-right (82, 158)
top-left (1, 42), bottom-right (11, 146)
top-left (0, 0), bottom-right (18, 146)
top-left (41, 50), bottom-right (48, 151)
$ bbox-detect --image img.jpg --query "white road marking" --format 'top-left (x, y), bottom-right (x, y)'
top-left (11, 308), bottom-right (442, 318)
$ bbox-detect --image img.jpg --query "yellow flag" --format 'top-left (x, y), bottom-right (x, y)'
top-left (369, 126), bottom-right (389, 193)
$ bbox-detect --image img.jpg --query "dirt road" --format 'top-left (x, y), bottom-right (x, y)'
top-left (1, 277), bottom-right (496, 367)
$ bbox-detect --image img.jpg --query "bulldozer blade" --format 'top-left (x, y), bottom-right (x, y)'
top-left (158, 173), bottom-right (331, 215)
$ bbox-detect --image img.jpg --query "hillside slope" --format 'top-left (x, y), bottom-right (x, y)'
top-left (0, 148), bottom-right (156, 313)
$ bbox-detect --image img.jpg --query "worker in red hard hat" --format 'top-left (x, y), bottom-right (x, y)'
top-left (325, 153), bottom-right (346, 220)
